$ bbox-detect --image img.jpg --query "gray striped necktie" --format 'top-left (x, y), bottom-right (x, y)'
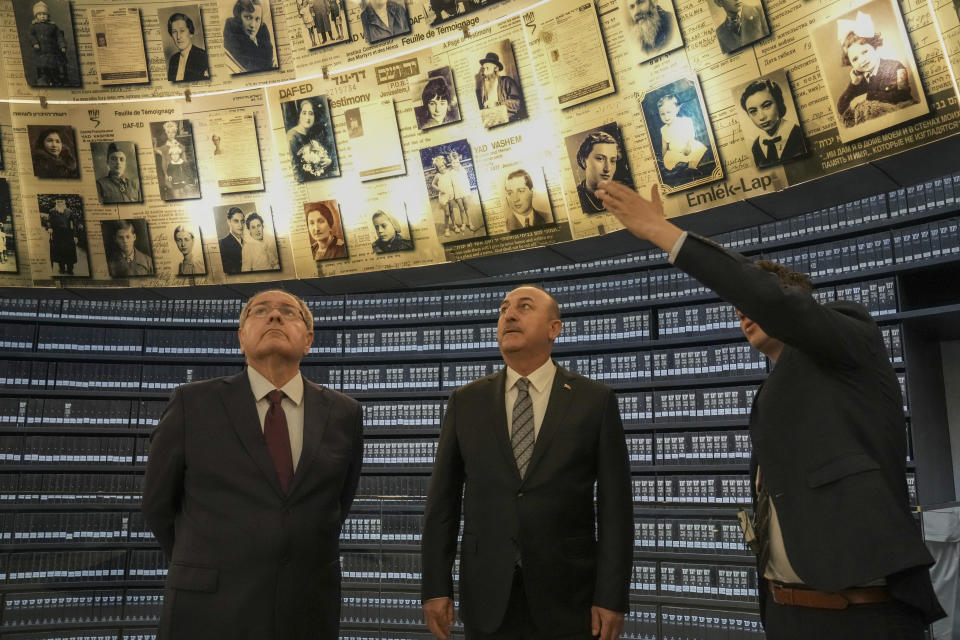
top-left (511, 378), bottom-right (534, 477)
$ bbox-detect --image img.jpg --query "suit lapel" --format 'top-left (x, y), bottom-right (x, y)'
top-left (221, 370), bottom-right (285, 499)
top-left (524, 366), bottom-right (576, 483)
top-left (489, 369), bottom-right (521, 483)
top-left (289, 381), bottom-right (332, 497)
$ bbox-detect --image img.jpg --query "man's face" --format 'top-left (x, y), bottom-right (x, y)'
top-left (107, 151), bottom-right (126, 177)
top-left (584, 142), bottom-right (619, 190)
top-left (228, 212), bottom-right (245, 236)
top-left (115, 227), bottom-right (136, 255)
top-left (175, 230), bottom-right (194, 256)
top-left (308, 209), bottom-right (331, 242)
top-left (481, 62), bottom-right (498, 77)
top-left (171, 19), bottom-right (192, 51)
top-left (744, 88), bottom-right (782, 136)
top-left (504, 176), bottom-right (533, 217)
top-left (373, 215), bottom-right (395, 242)
top-left (736, 310), bottom-right (782, 357)
top-left (248, 217), bottom-right (264, 241)
top-left (628, 0), bottom-right (655, 22)
top-left (241, 6), bottom-right (263, 37)
top-left (497, 286), bottom-right (562, 358)
top-left (54, 199), bottom-right (66, 212)
top-left (717, 0), bottom-right (741, 14)
top-left (238, 290), bottom-right (313, 362)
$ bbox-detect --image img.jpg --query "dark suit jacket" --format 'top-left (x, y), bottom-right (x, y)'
top-left (750, 123), bottom-right (806, 169)
top-left (167, 46), bottom-right (210, 82)
top-left (716, 3), bottom-right (768, 53)
top-left (422, 365), bottom-right (633, 635)
top-left (142, 371), bottom-right (363, 639)
top-left (505, 209), bottom-right (550, 231)
top-left (673, 234), bottom-right (943, 622)
top-left (219, 233), bottom-right (243, 275)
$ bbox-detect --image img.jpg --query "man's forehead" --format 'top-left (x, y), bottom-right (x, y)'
top-left (502, 287), bottom-right (544, 303)
top-left (249, 291), bottom-right (299, 307)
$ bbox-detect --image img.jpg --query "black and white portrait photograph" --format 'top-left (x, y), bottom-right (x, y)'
top-left (28, 125), bottom-right (80, 180)
top-left (0, 180), bottom-right (17, 274)
top-left (158, 5), bottom-right (211, 82)
top-left (475, 42), bottom-right (527, 128)
top-left (500, 164), bottom-right (553, 232)
top-left (708, 0), bottom-right (770, 54)
top-left (360, 0), bottom-right (411, 44)
top-left (295, 0), bottom-right (349, 49)
top-left (14, 0), bottom-right (82, 88)
top-left (419, 139), bottom-right (488, 243)
top-left (810, 0), bottom-right (928, 143)
top-left (621, 0), bottom-right (683, 64)
top-left (639, 77), bottom-right (722, 193)
top-left (422, 0), bottom-right (502, 26)
top-left (38, 194), bottom-right (89, 277)
top-left (564, 123), bottom-right (635, 214)
top-left (732, 70), bottom-right (808, 170)
top-left (411, 66), bottom-right (461, 131)
top-left (304, 200), bottom-right (348, 262)
top-left (220, 0), bottom-right (279, 74)
top-left (213, 202), bottom-right (280, 273)
top-left (370, 206), bottom-right (414, 253)
top-left (101, 218), bottom-right (155, 278)
top-left (91, 141), bottom-right (143, 204)
top-left (282, 96), bottom-right (340, 182)
top-left (173, 224), bottom-right (206, 276)
top-left (150, 120), bottom-right (202, 201)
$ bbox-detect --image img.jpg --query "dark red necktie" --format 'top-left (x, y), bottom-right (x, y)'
top-left (265, 390), bottom-right (294, 493)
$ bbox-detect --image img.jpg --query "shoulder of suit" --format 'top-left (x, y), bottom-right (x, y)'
top-left (824, 299), bottom-right (875, 324)
top-left (173, 372), bottom-right (241, 397)
top-left (303, 376), bottom-right (361, 408)
top-left (555, 366), bottom-right (613, 396)
top-left (452, 369), bottom-right (501, 395)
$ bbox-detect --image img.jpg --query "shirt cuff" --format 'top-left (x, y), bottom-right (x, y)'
top-left (667, 231), bottom-right (688, 264)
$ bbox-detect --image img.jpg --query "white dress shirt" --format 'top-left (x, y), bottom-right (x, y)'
top-left (504, 359), bottom-right (557, 439)
top-left (247, 365), bottom-right (306, 471)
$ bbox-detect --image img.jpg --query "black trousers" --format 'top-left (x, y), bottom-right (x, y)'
top-left (464, 568), bottom-right (591, 640)
top-left (763, 596), bottom-right (927, 639)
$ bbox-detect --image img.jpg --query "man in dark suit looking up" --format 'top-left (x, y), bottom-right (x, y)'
top-left (422, 285), bottom-right (633, 640)
top-left (595, 181), bottom-right (944, 639)
top-left (142, 289), bottom-right (363, 639)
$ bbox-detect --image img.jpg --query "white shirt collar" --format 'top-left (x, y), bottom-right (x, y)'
top-left (506, 358), bottom-right (557, 393)
top-left (247, 365), bottom-right (304, 406)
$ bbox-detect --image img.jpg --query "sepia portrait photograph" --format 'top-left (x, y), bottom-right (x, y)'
top-left (639, 77), bottom-right (722, 193)
top-left (732, 70), bottom-right (809, 170)
top-left (564, 123), bottom-right (635, 214)
top-left (621, 0), bottom-right (683, 64)
top-left (419, 139), bottom-right (488, 243)
top-left (500, 164), bottom-right (554, 232)
top-left (810, 0), bottom-right (929, 143)
top-left (91, 141), bottom-right (143, 204)
top-left (360, 0), bottom-right (411, 44)
top-left (708, 0), bottom-right (770, 54)
top-left (304, 200), bottom-right (348, 263)
top-left (39, 194), bottom-right (89, 277)
top-left (150, 120), bottom-right (201, 201)
top-left (282, 96), bottom-right (340, 182)
top-left (411, 66), bottom-right (462, 131)
top-left (101, 218), bottom-right (155, 278)
top-left (295, 0), bottom-right (350, 50)
top-left (172, 224), bottom-right (206, 276)
top-left (28, 125), bottom-right (80, 180)
top-left (213, 202), bottom-right (280, 274)
top-left (421, 0), bottom-right (502, 26)
top-left (370, 206), bottom-right (414, 254)
top-left (0, 180), bottom-right (17, 274)
top-left (475, 42), bottom-right (527, 128)
top-left (14, 0), bottom-right (82, 88)
top-left (158, 5), bottom-right (211, 82)
top-left (219, 0), bottom-right (279, 74)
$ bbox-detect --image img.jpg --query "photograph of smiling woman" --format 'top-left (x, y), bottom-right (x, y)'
top-left (221, 0), bottom-right (278, 74)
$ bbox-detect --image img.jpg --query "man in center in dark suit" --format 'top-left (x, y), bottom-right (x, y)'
top-left (166, 12), bottom-right (210, 82)
top-left (142, 289), bottom-right (363, 639)
top-left (422, 285), bottom-right (633, 640)
top-left (503, 169), bottom-right (551, 232)
top-left (596, 181), bottom-right (944, 639)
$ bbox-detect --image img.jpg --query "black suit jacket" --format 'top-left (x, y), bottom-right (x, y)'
top-left (219, 234), bottom-right (243, 275)
top-left (422, 365), bottom-right (633, 635)
top-left (142, 371), bottom-right (363, 639)
top-left (673, 234), bottom-right (942, 621)
top-left (167, 46), bottom-right (210, 82)
top-left (505, 209), bottom-right (550, 231)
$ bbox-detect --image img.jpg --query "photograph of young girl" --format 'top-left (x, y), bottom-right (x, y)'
top-left (639, 77), bottom-right (722, 193)
top-left (28, 125), bottom-right (80, 179)
top-left (810, 0), bottom-right (928, 143)
top-left (411, 67), bottom-right (461, 131)
top-left (732, 70), bottom-right (809, 170)
top-left (281, 96), bottom-right (340, 182)
top-left (220, 0), bottom-right (278, 74)
top-left (150, 120), bottom-right (201, 201)
top-left (419, 140), bottom-right (487, 243)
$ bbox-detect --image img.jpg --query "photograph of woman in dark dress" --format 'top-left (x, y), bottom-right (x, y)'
top-left (222, 0), bottom-right (277, 74)
top-left (29, 126), bottom-right (79, 179)
top-left (282, 96), bottom-right (340, 182)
